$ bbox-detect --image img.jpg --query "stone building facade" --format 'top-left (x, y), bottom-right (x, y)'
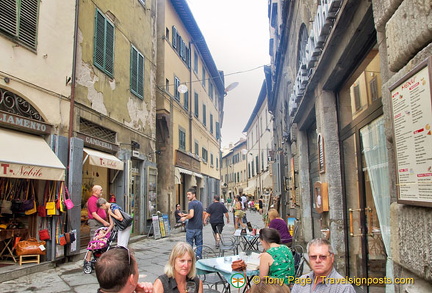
top-left (267, 0), bottom-right (431, 291)
top-left (156, 0), bottom-right (225, 221)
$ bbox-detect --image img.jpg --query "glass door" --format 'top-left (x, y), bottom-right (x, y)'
top-left (342, 117), bottom-right (388, 292)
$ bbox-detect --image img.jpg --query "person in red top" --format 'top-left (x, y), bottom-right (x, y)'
top-left (87, 185), bottom-right (110, 236)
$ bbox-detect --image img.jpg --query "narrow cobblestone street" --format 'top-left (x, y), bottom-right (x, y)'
top-left (0, 210), bottom-right (265, 293)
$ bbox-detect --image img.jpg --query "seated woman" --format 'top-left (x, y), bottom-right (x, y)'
top-left (259, 228), bottom-right (295, 285)
top-left (268, 209), bottom-right (292, 245)
top-left (154, 242), bottom-right (203, 293)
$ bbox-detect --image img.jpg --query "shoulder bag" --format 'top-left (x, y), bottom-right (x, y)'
top-left (112, 209), bottom-right (133, 230)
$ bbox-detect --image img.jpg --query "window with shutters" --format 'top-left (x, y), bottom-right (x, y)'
top-left (210, 114), bottom-right (213, 134)
top-left (179, 128), bottom-right (186, 150)
top-left (172, 26), bottom-right (178, 48)
top-left (194, 92), bottom-right (199, 118)
top-left (183, 91), bottom-right (189, 110)
top-left (194, 141), bottom-right (199, 156)
top-left (0, 0), bottom-right (39, 50)
top-left (202, 66), bottom-right (206, 87)
top-left (94, 9), bottom-right (114, 77)
top-left (202, 147), bottom-right (208, 163)
top-left (215, 122), bottom-right (220, 139)
top-left (130, 45), bottom-right (144, 99)
top-left (174, 76), bottom-right (180, 101)
top-left (202, 104), bottom-right (207, 126)
top-left (193, 51), bottom-right (198, 74)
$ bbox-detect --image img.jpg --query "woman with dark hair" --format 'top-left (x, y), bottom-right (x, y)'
top-left (259, 228), bottom-right (295, 285)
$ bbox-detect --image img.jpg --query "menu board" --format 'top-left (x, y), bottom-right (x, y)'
top-left (390, 58), bottom-right (432, 206)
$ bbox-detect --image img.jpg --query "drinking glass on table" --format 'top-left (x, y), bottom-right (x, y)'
top-left (186, 281), bottom-right (196, 293)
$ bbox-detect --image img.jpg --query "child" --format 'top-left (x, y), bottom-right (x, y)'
top-left (87, 227), bottom-right (110, 250)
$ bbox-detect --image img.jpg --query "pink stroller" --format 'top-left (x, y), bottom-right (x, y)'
top-left (83, 227), bottom-right (117, 274)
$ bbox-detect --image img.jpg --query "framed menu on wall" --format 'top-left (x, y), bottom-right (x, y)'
top-left (389, 57), bottom-right (432, 207)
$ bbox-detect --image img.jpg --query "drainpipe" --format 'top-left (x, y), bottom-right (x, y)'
top-left (68, 0), bottom-right (80, 153)
top-left (188, 41), bottom-right (193, 154)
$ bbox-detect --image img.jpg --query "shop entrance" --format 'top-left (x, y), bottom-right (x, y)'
top-left (339, 50), bottom-right (391, 292)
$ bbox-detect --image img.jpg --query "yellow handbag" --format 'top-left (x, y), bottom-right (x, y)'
top-left (46, 182), bottom-right (57, 216)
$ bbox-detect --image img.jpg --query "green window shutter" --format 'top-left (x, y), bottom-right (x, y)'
top-left (194, 92), bottom-right (199, 118)
top-left (130, 47), bottom-right (138, 95)
top-left (0, 0), bottom-right (18, 36)
top-left (19, 0), bottom-right (38, 49)
top-left (172, 26), bottom-right (177, 48)
top-left (94, 11), bottom-right (105, 70)
top-left (0, 0), bottom-right (39, 50)
top-left (94, 9), bottom-right (114, 77)
top-left (137, 53), bottom-right (144, 97)
top-left (105, 21), bottom-right (114, 75)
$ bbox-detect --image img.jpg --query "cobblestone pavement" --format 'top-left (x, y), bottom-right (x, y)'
top-left (0, 209), bottom-right (265, 293)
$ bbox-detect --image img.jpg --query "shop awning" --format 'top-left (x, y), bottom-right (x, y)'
top-left (261, 172), bottom-right (273, 189)
top-left (0, 128), bottom-right (65, 181)
top-left (243, 181), bottom-right (256, 195)
top-left (177, 167), bottom-right (193, 175)
top-left (83, 148), bottom-right (124, 171)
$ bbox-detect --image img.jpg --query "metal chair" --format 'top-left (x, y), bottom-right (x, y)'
top-left (194, 245), bottom-right (229, 292)
top-left (215, 226), bottom-right (238, 257)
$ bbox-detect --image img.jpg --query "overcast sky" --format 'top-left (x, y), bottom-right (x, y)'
top-left (187, 0), bottom-right (270, 149)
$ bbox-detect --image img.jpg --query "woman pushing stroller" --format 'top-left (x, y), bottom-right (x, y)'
top-left (96, 198), bottom-right (133, 247)
top-left (83, 198), bottom-right (133, 273)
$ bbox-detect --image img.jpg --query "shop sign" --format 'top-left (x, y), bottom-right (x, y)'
top-left (0, 111), bottom-right (51, 134)
top-left (289, 0), bottom-right (342, 116)
top-left (0, 163), bottom-right (65, 181)
top-left (77, 132), bottom-right (119, 153)
top-left (390, 57), bottom-right (432, 207)
top-left (176, 150), bottom-right (200, 173)
top-left (318, 133), bottom-right (325, 174)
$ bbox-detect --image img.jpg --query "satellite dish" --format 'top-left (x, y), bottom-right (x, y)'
top-left (178, 84), bottom-right (188, 94)
top-left (225, 82), bottom-right (239, 93)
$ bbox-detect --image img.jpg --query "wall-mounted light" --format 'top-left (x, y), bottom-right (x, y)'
top-left (131, 141), bottom-right (140, 150)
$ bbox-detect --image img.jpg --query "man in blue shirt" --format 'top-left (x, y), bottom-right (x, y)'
top-left (180, 188), bottom-right (204, 259)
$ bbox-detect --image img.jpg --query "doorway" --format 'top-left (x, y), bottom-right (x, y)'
top-left (339, 50), bottom-right (390, 291)
top-left (342, 116), bottom-right (390, 292)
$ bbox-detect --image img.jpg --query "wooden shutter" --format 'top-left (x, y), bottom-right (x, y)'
top-left (0, 0), bottom-right (18, 36)
top-left (137, 52), bottom-right (144, 97)
top-left (19, 0), bottom-right (38, 49)
top-left (105, 20), bottom-right (114, 75)
top-left (94, 10), bottom-right (106, 70)
top-left (94, 10), bottom-right (114, 77)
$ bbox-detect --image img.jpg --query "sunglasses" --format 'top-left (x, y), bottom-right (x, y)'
top-left (309, 253), bottom-right (332, 261)
top-left (113, 245), bottom-right (131, 264)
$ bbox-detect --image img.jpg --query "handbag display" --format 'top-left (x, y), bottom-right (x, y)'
top-left (24, 200), bottom-right (37, 215)
top-left (15, 238), bottom-right (46, 256)
top-left (64, 186), bottom-right (74, 210)
top-left (58, 234), bottom-right (67, 246)
top-left (112, 209), bottom-right (133, 230)
top-left (39, 229), bottom-right (50, 241)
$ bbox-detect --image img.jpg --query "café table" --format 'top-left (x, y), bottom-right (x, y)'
top-left (196, 255), bottom-right (260, 293)
top-left (234, 229), bottom-right (260, 252)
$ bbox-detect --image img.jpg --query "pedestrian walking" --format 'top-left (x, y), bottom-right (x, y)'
top-left (180, 188), bottom-right (204, 259)
top-left (203, 195), bottom-right (229, 248)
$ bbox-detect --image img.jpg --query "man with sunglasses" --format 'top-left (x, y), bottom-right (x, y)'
top-left (96, 246), bottom-right (153, 293)
top-left (291, 238), bottom-right (355, 292)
